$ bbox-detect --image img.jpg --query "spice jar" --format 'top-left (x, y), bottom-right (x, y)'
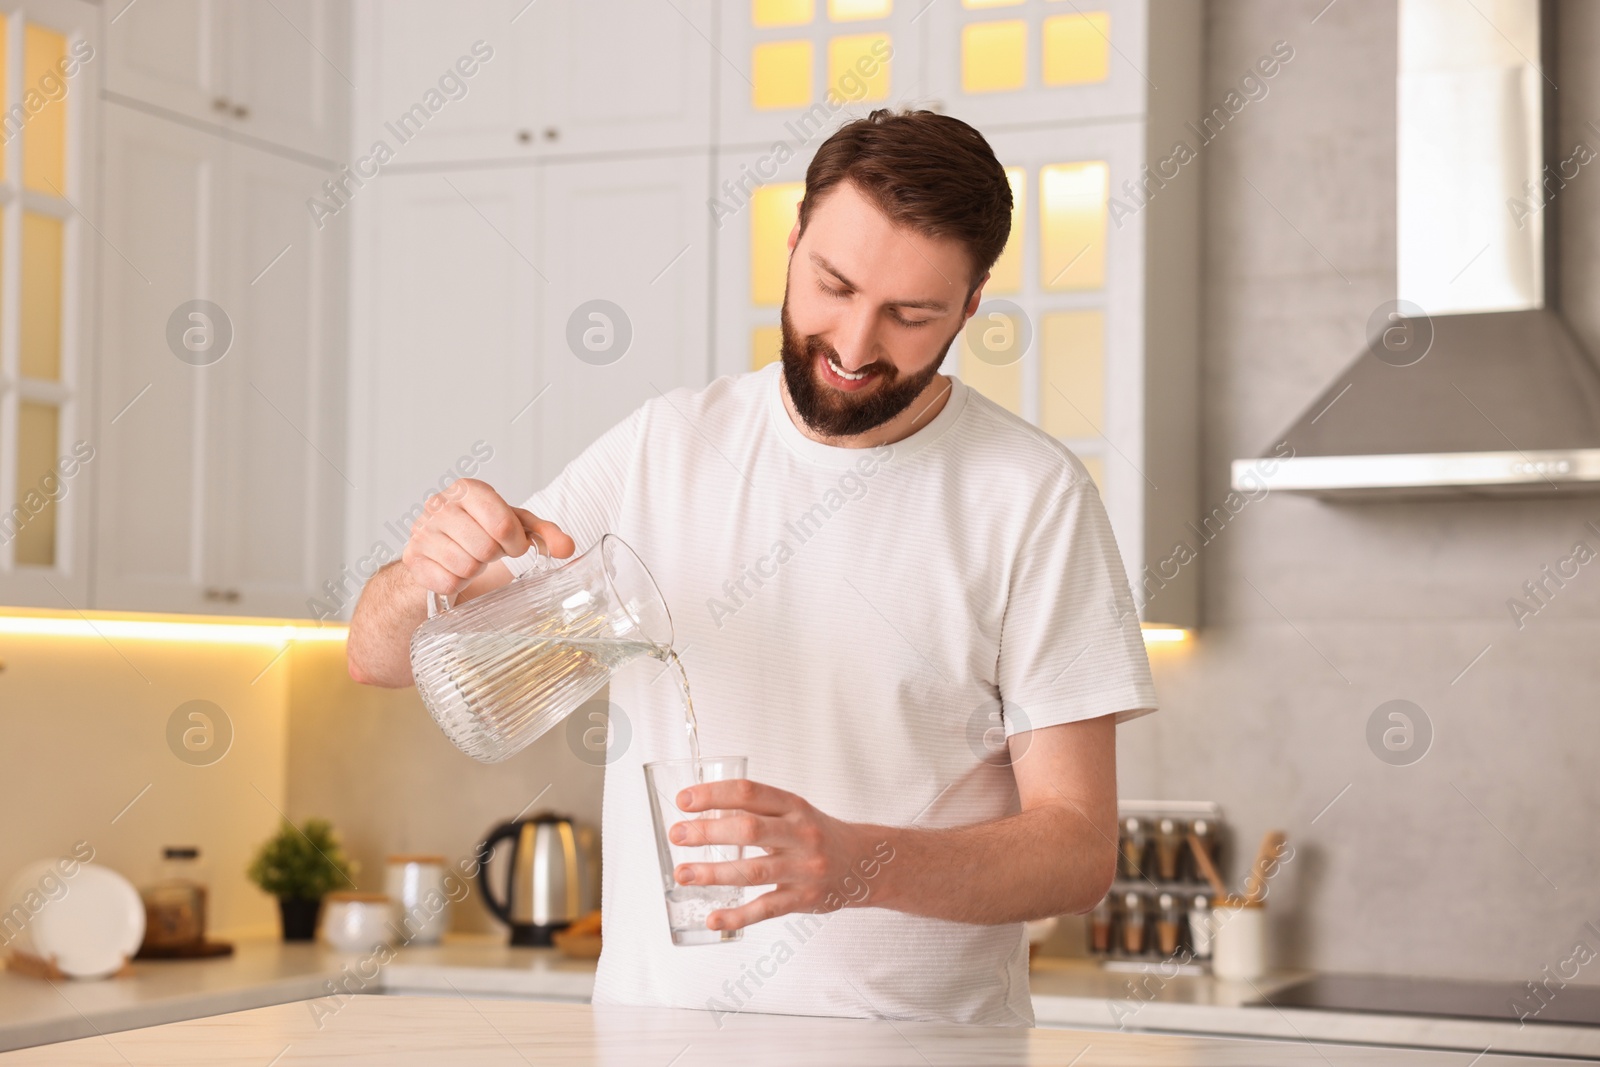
top-left (1089, 894), bottom-right (1114, 955)
top-left (1188, 894), bottom-right (1214, 960)
top-left (1154, 818), bottom-right (1185, 881)
top-left (1120, 817), bottom-right (1148, 880)
top-left (1156, 892), bottom-right (1182, 956)
top-left (1120, 891), bottom-right (1146, 955)
top-left (1188, 819), bottom-right (1219, 884)
top-left (141, 847), bottom-right (208, 948)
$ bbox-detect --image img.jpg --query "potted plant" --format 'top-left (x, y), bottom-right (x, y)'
top-left (247, 817), bottom-right (356, 941)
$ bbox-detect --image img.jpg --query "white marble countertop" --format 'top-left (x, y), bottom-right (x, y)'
top-left (5, 939), bottom-right (1598, 1060)
top-left (4, 995), bottom-right (1597, 1067)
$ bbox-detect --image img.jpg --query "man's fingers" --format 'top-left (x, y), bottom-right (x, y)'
top-left (706, 889), bottom-right (801, 933)
top-left (676, 779), bottom-right (797, 817)
top-left (516, 510), bottom-right (575, 559)
top-left (671, 812), bottom-right (798, 849)
top-left (675, 854), bottom-right (777, 888)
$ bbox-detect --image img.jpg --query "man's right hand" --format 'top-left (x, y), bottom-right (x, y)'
top-left (401, 478), bottom-right (576, 598)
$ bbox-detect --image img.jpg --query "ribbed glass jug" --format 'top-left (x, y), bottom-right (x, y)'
top-left (409, 533), bottom-right (673, 763)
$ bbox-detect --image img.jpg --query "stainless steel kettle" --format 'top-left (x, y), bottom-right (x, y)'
top-left (476, 813), bottom-right (595, 946)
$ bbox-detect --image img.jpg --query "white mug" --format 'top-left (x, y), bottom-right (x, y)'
top-left (1210, 902), bottom-right (1269, 980)
top-left (321, 893), bottom-right (397, 952)
top-left (384, 856), bottom-right (450, 945)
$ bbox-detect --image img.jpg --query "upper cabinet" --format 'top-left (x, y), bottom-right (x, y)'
top-left (0, 0), bottom-right (101, 610)
top-left (716, 0), bottom-right (926, 147)
top-left (355, 0), bottom-right (713, 165)
top-left (93, 103), bottom-right (346, 618)
top-left (105, 0), bottom-right (350, 159)
top-left (923, 0), bottom-right (1150, 126)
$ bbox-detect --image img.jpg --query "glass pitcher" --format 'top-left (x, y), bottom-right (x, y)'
top-left (410, 533), bottom-right (673, 763)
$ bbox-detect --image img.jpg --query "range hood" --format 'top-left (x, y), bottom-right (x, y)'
top-left (1234, 0), bottom-right (1600, 499)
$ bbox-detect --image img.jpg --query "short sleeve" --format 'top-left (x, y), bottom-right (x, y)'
top-left (996, 476), bottom-right (1157, 734)
top-left (503, 404), bottom-right (643, 578)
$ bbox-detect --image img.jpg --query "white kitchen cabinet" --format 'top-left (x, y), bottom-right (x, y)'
top-left (533, 154), bottom-right (711, 480)
top-left (715, 0), bottom-right (928, 149)
top-left (105, 0), bottom-right (349, 159)
top-left (0, 0), bottom-right (101, 611)
top-left (93, 102), bottom-right (345, 617)
top-left (353, 0), bottom-right (712, 166)
top-left (922, 0), bottom-right (1150, 130)
top-left (344, 151), bottom-right (711, 588)
top-left (344, 166), bottom-right (541, 586)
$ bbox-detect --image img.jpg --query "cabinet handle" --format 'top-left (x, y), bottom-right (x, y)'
top-left (213, 96), bottom-right (230, 112)
top-left (516, 129), bottom-right (533, 144)
top-left (542, 127), bottom-right (559, 142)
top-left (232, 104), bottom-right (250, 120)
top-left (204, 587), bottom-right (242, 603)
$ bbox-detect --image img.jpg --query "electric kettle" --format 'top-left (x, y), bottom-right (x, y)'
top-left (476, 813), bottom-right (595, 946)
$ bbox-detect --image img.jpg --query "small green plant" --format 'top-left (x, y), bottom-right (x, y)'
top-left (247, 817), bottom-right (355, 899)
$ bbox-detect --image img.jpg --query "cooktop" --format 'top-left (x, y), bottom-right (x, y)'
top-left (1264, 974), bottom-right (1600, 1028)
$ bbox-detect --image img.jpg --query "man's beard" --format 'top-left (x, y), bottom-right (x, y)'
top-left (778, 301), bottom-right (951, 439)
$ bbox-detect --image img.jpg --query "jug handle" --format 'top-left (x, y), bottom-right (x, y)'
top-left (476, 821), bottom-right (521, 926)
top-left (427, 530), bottom-right (553, 618)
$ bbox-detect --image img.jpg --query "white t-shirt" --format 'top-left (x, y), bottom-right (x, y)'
top-left (506, 362), bottom-right (1156, 1026)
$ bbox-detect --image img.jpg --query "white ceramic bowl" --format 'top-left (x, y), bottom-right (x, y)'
top-left (321, 894), bottom-right (397, 952)
top-left (4, 860), bottom-right (145, 979)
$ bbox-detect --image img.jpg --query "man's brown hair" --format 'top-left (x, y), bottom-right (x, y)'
top-left (799, 108), bottom-right (1013, 300)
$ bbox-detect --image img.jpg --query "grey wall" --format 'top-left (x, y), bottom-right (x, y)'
top-left (1116, 0), bottom-right (1600, 982)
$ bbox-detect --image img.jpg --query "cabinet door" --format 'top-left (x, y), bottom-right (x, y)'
top-left (922, 0), bottom-right (1148, 131)
top-left (92, 104), bottom-right (220, 613)
top-left (535, 155), bottom-right (711, 486)
top-left (359, 0), bottom-right (541, 166)
top-left (104, 0), bottom-right (228, 128)
top-left (207, 142), bottom-right (345, 618)
top-left (531, 0), bottom-right (713, 156)
top-left (716, 0), bottom-right (924, 148)
top-left (220, 0), bottom-right (350, 159)
top-left (345, 168), bottom-right (540, 585)
top-left (0, 0), bottom-right (100, 609)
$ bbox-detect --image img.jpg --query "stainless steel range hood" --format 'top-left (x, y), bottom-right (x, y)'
top-left (1233, 0), bottom-right (1600, 499)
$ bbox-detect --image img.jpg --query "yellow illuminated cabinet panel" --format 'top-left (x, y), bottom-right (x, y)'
top-left (1040, 161), bottom-right (1107, 290)
top-left (754, 0), bottom-right (815, 26)
top-left (1043, 12), bottom-right (1111, 86)
top-left (21, 213), bottom-right (65, 382)
top-left (0, 20), bottom-right (7, 181)
top-left (986, 166), bottom-right (1025, 295)
top-left (753, 39), bottom-right (814, 110)
top-left (827, 34), bottom-right (891, 103)
top-left (751, 324), bottom-right (783, 370)
top-left (15, 403), bottom-right (61, 567)
top-left (963, 0), bottom-right (1023, 7)
top-left (959, 310), bottom-right (1025, 415)
top-left (962, 20), bottom-right (1026, 94)
top-left (751, 182), bottom-right (806, 306)
top-left (1039, 309), bottom-right (1105, 438)
top-left (23, 25), bottom-right (69, 194)
top-left (828, 0), bottom-right (891, 19)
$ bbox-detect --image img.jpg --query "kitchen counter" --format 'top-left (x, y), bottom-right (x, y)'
top-left (3, 994), bottom-right (1595, 1067)
top-left (5, 940), bottom-right (1597, 1059)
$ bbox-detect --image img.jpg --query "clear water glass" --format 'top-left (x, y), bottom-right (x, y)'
top-left (644, 756), bottom-right (748, 946)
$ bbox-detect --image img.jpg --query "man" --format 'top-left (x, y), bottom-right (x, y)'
top-left (348, 108), bottom-right (1156, 1026)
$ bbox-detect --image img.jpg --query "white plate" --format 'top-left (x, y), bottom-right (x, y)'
top-left (5, 860), bottom-right (145, 979)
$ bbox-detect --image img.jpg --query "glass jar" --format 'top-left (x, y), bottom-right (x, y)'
top-left (141, 847), bottom-right (208, 947)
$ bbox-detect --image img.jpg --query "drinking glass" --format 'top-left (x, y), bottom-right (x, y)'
top-left (643, 756), bottom-right (748, 946)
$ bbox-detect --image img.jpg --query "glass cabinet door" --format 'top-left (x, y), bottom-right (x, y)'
top-left (1, 1), bottom-right (98, 608)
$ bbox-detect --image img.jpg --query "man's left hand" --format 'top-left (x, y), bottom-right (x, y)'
top-left (669, 779), bottom-right (896, 934)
